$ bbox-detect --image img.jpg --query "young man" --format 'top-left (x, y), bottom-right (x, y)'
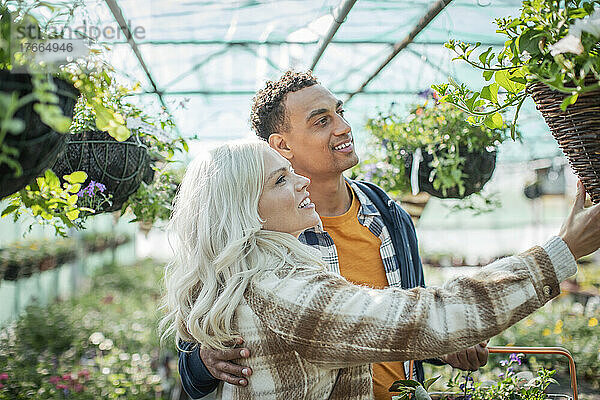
top-left (178, 71), bottom-right (489, 399)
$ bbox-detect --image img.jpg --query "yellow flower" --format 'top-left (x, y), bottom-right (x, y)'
top-left (524, 319), bottom-right (534, 327)
top-left (553, 320), bottom-right (563, 334)
top-left (589, 317), bottom-right (598, 327)
top-left (543, 328), bottom-right (551, 336)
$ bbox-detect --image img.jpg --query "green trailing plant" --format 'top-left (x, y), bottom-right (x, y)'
top-left (1, 170), bottom-right (89, 236)
top-left (121, 168), bottom-right (182, 226)
top-left (432, 0), bottom-right (600, 138)
top-left (352, 98), bottom-right (513, 211)
top-left (68, 86), bottom-right (188, 224)
top-left (1, 73), bottom-right (187, 235)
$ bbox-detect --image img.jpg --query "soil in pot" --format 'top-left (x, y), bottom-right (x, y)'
top-left (0, 71), bottom-right (79, 199)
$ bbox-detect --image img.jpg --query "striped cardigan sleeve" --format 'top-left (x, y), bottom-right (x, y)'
top-left (244, 236), bottom-right (577, 369)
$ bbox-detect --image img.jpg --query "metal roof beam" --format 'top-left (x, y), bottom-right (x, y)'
top-left (310, 0), bottom-right (358, 71)
top-left (345, 0), bottom-right (454, 102)
top-left (115, 39), bottom-right (505, 46)
top-left (133, 89), bottom-right (430, 96)
top-left (104, 0), bottom-right (168, 108)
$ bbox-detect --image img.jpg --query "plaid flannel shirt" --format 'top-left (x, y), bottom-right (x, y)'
top-left (298, 181), bottom-right (403, 287)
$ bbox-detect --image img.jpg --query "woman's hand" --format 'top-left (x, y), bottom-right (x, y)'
top-left (200, 338), bottom-right (253, 386)
top-left (559, 181), bottom-right (600, 260)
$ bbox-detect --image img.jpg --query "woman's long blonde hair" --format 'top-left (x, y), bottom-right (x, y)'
top-left (160, 140), bottom-right (325, 350)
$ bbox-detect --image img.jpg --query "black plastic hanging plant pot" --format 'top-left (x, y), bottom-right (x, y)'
top-left (51, 130), bottom-right (154, 213)
top-left (402, 146), bottom-right (497, 199)
top-left (0, 71), bottom-right (79, 199)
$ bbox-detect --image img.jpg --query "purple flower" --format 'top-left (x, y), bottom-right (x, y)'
top-left (459, 383), bottom-right (465, 390)
top-left (498, 373), bottom-right (505, 378)
top-left (418, 88), bottom-right (435, 99)
top-left (500, 359), bottom-right (509, 366)
top-left (507, 367), bottom-right (514, 374)
top-left (77, 181), bottom-right (107, 197)
top-left (509, 353), bottom-right (523, 365)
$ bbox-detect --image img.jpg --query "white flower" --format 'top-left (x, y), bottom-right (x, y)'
top-left (548, 9), bottom-right (600, 56)
top-left (570, 9), bottom-right (600, 38)
top-left (548, 34), bottom-right (584, 55)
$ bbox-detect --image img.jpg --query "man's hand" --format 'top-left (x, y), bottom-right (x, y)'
top-left (559, 181), bottom-right (600, 260)
top-left (441, 342), bottom-right (489, 371)
top-left (199, 338), bottom-right (252, 386)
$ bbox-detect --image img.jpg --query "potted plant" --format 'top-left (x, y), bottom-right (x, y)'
top-left (1, 93), bottom-right (187, 237)
top-left (432, 0), bottom-right (600, 203)
top-left (0, 2), bottom-right (131, 199)
top-left (353, 95), bottom-right (512, 211)
top-left (0, 5), bottom-right (79, 199)
top-left (51, 95), bottom-right (152, 214)
top-left (391, 356), bottom-right (562, 400)
top-left (51, 85), bottom-right (188, 215)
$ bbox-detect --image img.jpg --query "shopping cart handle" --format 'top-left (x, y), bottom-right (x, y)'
top-left (487, 346), bottom-right (577, 400)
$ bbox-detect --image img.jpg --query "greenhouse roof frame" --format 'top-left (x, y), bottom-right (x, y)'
top-left (61, 0), bottom-right (562, 161)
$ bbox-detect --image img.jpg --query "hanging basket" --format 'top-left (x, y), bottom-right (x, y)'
top-left (0, 71), bottom-right (79, 199)
top-left (402, 147), bottom-right (497, 199)
top-left (52, 130), bottom-right (155, 213)
top-left (528, 80), bottom-right (600, 204)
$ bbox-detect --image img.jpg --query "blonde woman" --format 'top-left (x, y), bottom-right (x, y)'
top-left (161, 140), bottom-right (599, 399)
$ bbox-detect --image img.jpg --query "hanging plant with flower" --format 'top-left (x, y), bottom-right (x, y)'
top-left (0, 1), bottom-right (134, 201)
top-left (432, 0), bottom-right (600, 202)
top-left (352, 93), bottom-right (513, 213)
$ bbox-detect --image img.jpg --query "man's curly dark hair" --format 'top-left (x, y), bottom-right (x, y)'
top-left (250, 70), bottom-right (319, 141)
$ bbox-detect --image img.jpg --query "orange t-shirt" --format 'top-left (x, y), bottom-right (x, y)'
top-left (320, 186), bottom-right (406, 400)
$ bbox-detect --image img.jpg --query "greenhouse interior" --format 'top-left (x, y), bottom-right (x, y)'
top-left (1, 0), bottom-right (599, 399)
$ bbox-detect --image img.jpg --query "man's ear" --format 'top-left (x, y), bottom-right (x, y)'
top-left (268, 134), bottom-right (293, 161)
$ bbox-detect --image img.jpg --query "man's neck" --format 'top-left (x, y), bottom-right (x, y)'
top-left (307, 174), bottom-right (352, 217)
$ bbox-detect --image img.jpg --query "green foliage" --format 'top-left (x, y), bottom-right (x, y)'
top-left (491, 287), bottom-right (600, 389)
top-left (0, 259), bottom-right (175, 399)
top-left (0, 232), bottom-right (131, 281)
top-left (13, 303), bottom-right (75, 357)
top-left (1, 170), bottom-right (89, 236)
top-left (0, 74), bottom-right (70, 177)
top-left (390, 376), bottom-right (439, 400)
top-left (433, 0), bottom-right (600, 137)
top-left (393, 362), bottom-right (558, 400)
top-left (68, 89), bottom-right (188, 227)
top-left (0, 2), bottom-right (133, 180)
top-left (353, 100), bottom-right (512, 210)
top-left (121, 168), bottom-right (181, 225)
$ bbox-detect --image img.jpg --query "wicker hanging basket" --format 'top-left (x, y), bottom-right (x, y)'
top-left (52, 130), bottom-right (154, 213)
top-left (528, 80), bottom-right (600, 204)
top-left (402, 147), bottom-right (497, 199)
top-left (0, 71), bottom-right (79, 199)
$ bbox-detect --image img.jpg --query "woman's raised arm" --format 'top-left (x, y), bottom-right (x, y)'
top-left (245, 236), bottom-right (576, 369)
